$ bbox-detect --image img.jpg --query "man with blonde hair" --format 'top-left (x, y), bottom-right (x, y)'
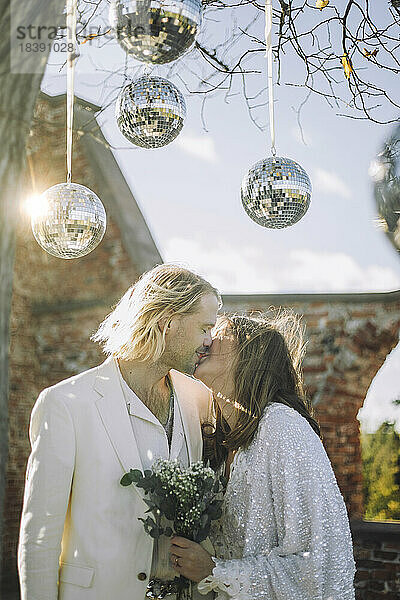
top-left (18, 264), bottom-right (220, 600)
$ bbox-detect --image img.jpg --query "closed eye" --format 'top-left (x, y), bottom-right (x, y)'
top-left (202, 324), bottom-right (216, 334)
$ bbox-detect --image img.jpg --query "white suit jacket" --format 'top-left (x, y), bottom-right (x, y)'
top-left (18, 356), bottom-right (214, 600)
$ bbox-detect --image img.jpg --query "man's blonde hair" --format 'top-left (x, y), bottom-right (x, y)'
top-left (91, 264), bottom-right (221, 362)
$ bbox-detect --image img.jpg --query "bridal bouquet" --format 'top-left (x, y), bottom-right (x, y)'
top-left (120, 459), bottom-right (226, 599)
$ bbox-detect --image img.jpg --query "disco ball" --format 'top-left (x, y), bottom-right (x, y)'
top-left (371, 123), bottom-right (400, 253)
top-left (116, 75), bottom-right (186, 148)
top-left (109, 0), bottom-right (201, 64)
top-left (241, 156), bottom-right (312, 229)
top-left (31, 183), bottom-right (106, 259)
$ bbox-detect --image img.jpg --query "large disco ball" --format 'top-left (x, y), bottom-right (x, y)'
top-left (31, 183), bottom-right (106, 259)
top-left (109, 0), bottom-right (201, 64)
top-left (241, 156), bottom-right (312, 229)
top-left (370, 124), bottom-right (400, 253)
top-left (116, 75), bottom-right (186, 148)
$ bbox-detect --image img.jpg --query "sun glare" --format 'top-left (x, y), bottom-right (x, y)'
top-left (25, 194), bottom-right (49, 220)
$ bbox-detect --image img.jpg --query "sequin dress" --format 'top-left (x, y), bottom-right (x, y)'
top-left (197, 402), bottom-right (356, 600)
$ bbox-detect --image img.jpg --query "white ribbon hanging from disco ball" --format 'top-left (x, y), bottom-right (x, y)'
top-left (241, 0), bottom-right (312, 229)
top-left (109, 0), bottom-right (202, 64)
top-left (116, 74), bottom-right (186, 148)
top-left (31, 0), bottom-right (106, 259)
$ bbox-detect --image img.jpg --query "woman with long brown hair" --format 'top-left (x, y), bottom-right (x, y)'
top-left (169, 310), bottom-right (356, 599)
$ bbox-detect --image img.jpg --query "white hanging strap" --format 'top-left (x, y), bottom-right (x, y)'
top-left (265, 0), bottom-right (276, 156)
top-left (66, 0), bottom-right (77, 183)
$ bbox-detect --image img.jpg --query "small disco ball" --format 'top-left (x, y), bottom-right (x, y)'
top-left (241, 156), bottom-right (312, 229)
top-left (109, 0), bottom-right (201, 64)
top-left (31, 183), bottom-right (106, 259)
top-left (116, 75), bottom-right (186, 148)
top-left (371, 123), bottom-right (400, 253)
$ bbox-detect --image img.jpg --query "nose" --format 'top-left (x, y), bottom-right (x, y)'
top-left (204, 331), bottom-right (213, 349)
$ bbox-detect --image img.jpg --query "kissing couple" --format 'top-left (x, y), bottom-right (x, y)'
top-left (18, 264), bottom-right (356, 600)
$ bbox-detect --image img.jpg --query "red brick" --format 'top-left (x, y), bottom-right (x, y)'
top-left (384, 542), bottom-right (400, 549)
top-left (372, 569), bottom-right (398, 580)
top-left (373, 550), bottom-right (399, 561)
top-left (355, 569), bottom-right (370, 581)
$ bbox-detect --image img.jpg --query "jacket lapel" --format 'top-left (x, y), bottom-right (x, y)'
top-left (94, 357), bottom-right (146, 503)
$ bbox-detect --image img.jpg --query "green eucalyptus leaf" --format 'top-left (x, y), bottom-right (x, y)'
top-left (148, 495), bottom-right (162, 509)
top-left (130, 469), bottom-right (144, 482)
top-left (149, 527), bottom-right (161, 539)
top-left (138, 517), bottom-right (152, 534)
top-left (143, 498), bottom-right (157, 511)
top-left (120, 473), bottom-right (133, 486)
top-left (207, 507), bottom-right (217, 519)
top-left (139, 516), bottom-right (157, 528)
top-left (160, 499), bottom-right (172, 513)
top-left (137, 479), bottom-right (150, 490)
top-left (200, 513), bottom-right (209, 528)
top-left (204, 478), bottom-right (213, 492)
top-left (196, 527), bottom-right (209, 542)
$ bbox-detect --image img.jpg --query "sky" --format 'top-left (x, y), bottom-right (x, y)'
top-left (40, 0), bottom-right (400, 433)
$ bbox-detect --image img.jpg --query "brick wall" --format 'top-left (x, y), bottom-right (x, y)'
top-left (352, 521), bottom-right (400, 599)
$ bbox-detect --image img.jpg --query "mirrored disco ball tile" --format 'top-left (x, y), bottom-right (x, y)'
top-left (116, 76), bottom-right (186, 148)
top-left (241, 157), bottom-right (312, 229)
top-left (110, 0), bottom-right (202, 64)
top-left (31, 183), bottom-right (107, 259)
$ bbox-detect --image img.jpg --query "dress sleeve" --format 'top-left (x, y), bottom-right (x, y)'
top-left (197, 408), bottom-right (356, 600)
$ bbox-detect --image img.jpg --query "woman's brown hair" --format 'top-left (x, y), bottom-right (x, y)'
top-left (202, 309), bottom-right (322, 471)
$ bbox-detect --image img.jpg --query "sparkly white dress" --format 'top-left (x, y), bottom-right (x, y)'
top-left (197, 402), bottom-right (356, 600)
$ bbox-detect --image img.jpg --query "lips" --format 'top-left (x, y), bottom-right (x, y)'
top-left (195, 352), bottom-right (209, 369)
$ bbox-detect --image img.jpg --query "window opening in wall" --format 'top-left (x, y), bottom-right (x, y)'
top-left (358, 340), bottom-right (400, 522)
